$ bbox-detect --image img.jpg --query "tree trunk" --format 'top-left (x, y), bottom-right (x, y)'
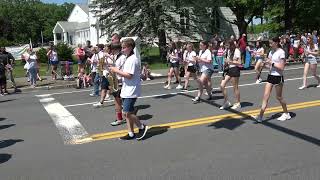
top-left (284, 0), bottom-right (292, 31)
top-left (158, 28), bottom-right (167, 62)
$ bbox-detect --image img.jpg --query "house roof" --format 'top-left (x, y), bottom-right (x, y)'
top-left (78, 4), bottom-right (89, 15)
top-left (53, 21), bottom-right (89, 32)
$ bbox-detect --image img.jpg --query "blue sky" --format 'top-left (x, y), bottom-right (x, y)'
top-left (41, 0), bottom-right (87, 4)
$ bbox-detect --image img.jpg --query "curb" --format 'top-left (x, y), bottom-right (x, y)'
top-left (14, 74), bottom-right (167, 93)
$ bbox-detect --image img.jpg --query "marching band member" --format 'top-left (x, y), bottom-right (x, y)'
top-left (88, 46), bottom-right (102, 97)
top-left (109, 43), bottom-right (127, 126)
top-left (298, 35), bottom-right (320, 90)
top-left (109, 38), bottom-right (148, 140)
top-left (183, 43), bottom-right (197, 91)
top-left (254, 37), bottom-right (291, 122)
top-left (254, 41), bottom-right (265, 83)
top-left (219, 40), bottom-right (241, 110)
top-left (164, 42), bottom-right (183, 90)
top-left (192, 41), bottom-right (214, 103)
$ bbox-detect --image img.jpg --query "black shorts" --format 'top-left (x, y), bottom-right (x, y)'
top-left (170, 62), bottom-right (179, 68)
top-left (267, 74), bottom-right (284, 85)
top-left (112, 88), bottom-right (121, 98)
top-left (100, 76), bottom-right (109, 90)
top-left (187, 66), bottom-right (196, 73)
top-left (0, 76), bottom-right (6, 85)
top-left (226, 67), bottom-right (240, 77)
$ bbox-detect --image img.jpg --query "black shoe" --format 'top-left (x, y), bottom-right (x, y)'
top-left (119, 134), bottom-right (135, 140)
top-left (174, 81), bottom-right (179, 84)
top-left (206, 96), bottom-right (213, 101)
top-left (181, 87), bottom-right (188, 91)
top-left (136, 125), bottom-right (149, 140)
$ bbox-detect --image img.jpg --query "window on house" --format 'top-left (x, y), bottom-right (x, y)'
top-left (180, 9), bottom-right (190, 34)
top-left (56, 33), bottom-right (62, 40)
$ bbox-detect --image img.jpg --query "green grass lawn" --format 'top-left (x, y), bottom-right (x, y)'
top-left (12, 59), bottom-right (167, 78)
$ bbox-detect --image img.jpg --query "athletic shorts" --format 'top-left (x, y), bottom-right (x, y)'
top-left (202, 69), bottom-right (214, 77)
top-left (306, 57), bottom-right (317, 65)
top-left (187, 65), bottom-right (196, 73)
top-left (50, 61), bottom-right (59, 65)
top-left (170, 62), bottom-right (179, 68)
top-left (267, 74), bottom-right (284, 85)
top-left (122, 98), bottom-right (137, 113)
top-left (226, 67), bottom-right (240, 77)
top-left (112, 88), bottom-right (121, 98)
top-left (100, 76), bottom-right (109, 90)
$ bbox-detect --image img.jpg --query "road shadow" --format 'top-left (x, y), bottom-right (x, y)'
top-left (180, 92), bottom-right (320, 147)
top-left (208, 117), bottom-right (245, 130)
top-left (153, 94), bottom-right (177, 99)
top-left (0, 99), bottom-right (16, 103)
top-left (0, 154), bottom-right (12, 164)
top-left (240, 102), bottom-right (254, 108)
top-left (0, 118), bottom-right (6, 122)
top-left (307, 84), bottom-right (319, 88)
top-left (141, 126), bottom-right (169, 140)
top-left (0, 139), bottom-right (24, 149)
top-left (138, 114), bottom-right (153, 121)
top-left (0, 124), bottom-right (15, 130)
top-left (136, 104), bottom-right (151, 110)
top-left (212, 90), bottom-right (222, 94)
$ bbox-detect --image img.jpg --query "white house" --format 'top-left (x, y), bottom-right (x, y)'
top-left (53, 0), bottom-right (239, 46)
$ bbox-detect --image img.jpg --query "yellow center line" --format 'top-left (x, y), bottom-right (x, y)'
top-left (75, 100), bottom-right (320, 143)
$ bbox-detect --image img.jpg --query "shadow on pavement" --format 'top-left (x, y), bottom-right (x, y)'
top-left (138, 114), bottom-right (153, 121)
top-left (0, 99), bottom-right (16, 103)
top-left (136, 104), bottom-right (151, 110)
top-left (142, 126), bottom-right (169, 140)
top-left (0, 154), bottom-right (12, 164)
top-left (180, 93), bottom-right (320, 147)
top-left (153, 94), bottom-right (177, 99)
top-left (208, 117), bottom-right (245, 130)
top-left (0, 118), bottom-right (6, 122)
top-left (0, 124), bottom-right (15, 130)
top-left (0, 139), bottom-right (24, 149)
top-left (240, 102), bottom-right (254, 108)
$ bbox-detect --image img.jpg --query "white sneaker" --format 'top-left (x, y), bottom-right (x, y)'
top-left (164, 84), bottom-right (171, 89)
top-left (219, 101), bottom-right (231, 110)
top-left (298, 85), bottom-right (306, 90)
top-left (104, 94), bottom-right (111, 101)
top-left (256, 79), bottom-right (262, 84)
top-left (277, 113), bottom-right (291, 121)
top-left (317, 84), bottom-right (320, 88)
top-left (252, 115), bottom-right (263, 123)
top-left (176, 84), bottom-right (183, 89)
top-left (231, 102), bottom-right (241, 110)
top-left (93, 102), bottom-right (103, 108)
top-left (146, 78), bottom-right (151, 81)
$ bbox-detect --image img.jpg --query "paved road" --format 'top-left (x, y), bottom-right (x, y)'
top-left (1, 64), bottom-right (320, 179)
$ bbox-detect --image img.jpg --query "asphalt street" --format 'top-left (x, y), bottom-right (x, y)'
top-left (1, 64), bottom-right (320, 180)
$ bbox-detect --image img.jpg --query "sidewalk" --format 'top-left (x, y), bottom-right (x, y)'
top-left (8, 69), bottom-right (169, 92)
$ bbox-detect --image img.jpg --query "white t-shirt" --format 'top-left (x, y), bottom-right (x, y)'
top-left (306, 44), bottom-right (319, 59)
top-left (169, 49), bottom-right (180, 63)
top-left (28, 54), bottom-right (37, 69)
top-left (90, 53), bottom-right (100, 73)
top-left (269, 48), bottom-right (286, 76)
top-left (115, 53), bottom-right (126, 80)
top-left (185, 51), bottom-right (197, 66)
top-left (198, 49), bottom-right (213, 72)
top-left (227, 48), bottom-right (241, 68)
top-left (120, 54), bottom-right (141, 98)
top-left (255, 47), bottom-right (264, 58)
top-left (49, 50), bottom-right (58, 62)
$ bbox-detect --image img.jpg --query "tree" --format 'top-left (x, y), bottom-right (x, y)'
top-left (91, 0), bottom-right (192, 60)
top-left (0, 0), bottom-right (73, 46)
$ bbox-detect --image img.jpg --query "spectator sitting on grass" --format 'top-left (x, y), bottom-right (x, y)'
top-left (141, 62), bottom-right (152, 81)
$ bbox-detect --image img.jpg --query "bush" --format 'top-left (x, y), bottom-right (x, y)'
top-left (37, 47), bottom-right (49, 63)
top-left (55, 43), bottom-right (74, 62)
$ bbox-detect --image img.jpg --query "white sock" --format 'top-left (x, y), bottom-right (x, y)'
top-left (128, 132), bottom-right (134, 137)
